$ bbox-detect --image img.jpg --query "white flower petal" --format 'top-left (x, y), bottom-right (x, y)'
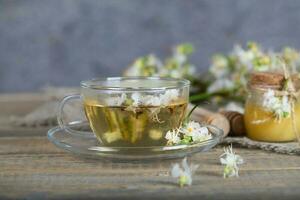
top-left (171, 164), bottom-right (182, 178)
top-left (220, 158), bottom-right (228, 165)
top-left (181, 157), bottom-right (190, 173)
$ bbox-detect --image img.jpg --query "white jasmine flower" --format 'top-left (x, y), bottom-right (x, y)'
top-left (232, 45), bottom-right (255, 69)
top-left (165, 129), bottom-right (180, 145)
top-left (281, 96), bottom-right (292, 114)
top-left (173, 52), bottom-right (187, 65)
top-left (180, 121), bottom-right (212, 142)
top-left (160, 89), bottom-right (179, 105)
top-left (143, 95), bottom-right (161, 106)
top-left (131, 92), bottom-right (142, 107)
top-left (171, 157), bottom-right (199, 187)
top-left (207, 78), bottom-right (235, 93)
top-left (262, 89), bottom-right (291, 119)
top-left (187, 65), bottom-right (196, 75)
top-left (131, 93), bottom-right (162, 107)
top-left (148, 107), bottom-right (164, 123)
top-left (105, 93), bottom-right (127, 106)
top-left (170, 70), bottom-right (182, 78)
top-left (220, 145), bottom-right (243, 178)
top-left (124, 54), bottom-right (162, 76)
top-left (124, 65), bottom-right (140, 76)
top-left (147, 54), bottom-right (163, 67)
top-left (262, 89), bottom-right (278, 107)
top-left (130, 89), bottom-right (179, 108)
top-left (210, 54), bottom-right (229, 78)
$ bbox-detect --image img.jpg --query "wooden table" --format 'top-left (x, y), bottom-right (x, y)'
top-left (1, 93), bottom-right (300, 199)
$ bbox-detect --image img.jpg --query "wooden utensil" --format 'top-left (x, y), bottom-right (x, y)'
top-left (189, 104), bottom-right (230, 137)
top-left (189, 104), bottom-right (246, 137)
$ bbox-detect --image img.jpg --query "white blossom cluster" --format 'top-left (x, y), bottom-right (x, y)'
top-left (165, 121), bottom-right (212, 145)
top-left (104, 93), bottom-right (127, 106)
top-left (124, 43), bottom-right (196, 79)
top-left (105, 89), bottom-right (179, 108)
top-left (208, 42), bottom-right (266, 93)
top-left (208, 42), bottom-right (300, 100)
top-left (124, 54), bottom-right (162, 77)
top-left (131, 89), bottom-right (179, 107)
top-left (262, 89), bottom-right (291, 119)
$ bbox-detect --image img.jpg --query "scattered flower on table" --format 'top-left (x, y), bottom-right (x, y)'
top-left (171, 157), bottom-right (199, 187)
top-left (220, 145), bottom-right (244, 178)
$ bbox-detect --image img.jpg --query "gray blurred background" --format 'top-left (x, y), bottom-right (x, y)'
top-left (1, 0), bottom-right (300, 92)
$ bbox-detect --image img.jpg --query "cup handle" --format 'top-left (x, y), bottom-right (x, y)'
top-left (57, 94), bottom-right (95, 138)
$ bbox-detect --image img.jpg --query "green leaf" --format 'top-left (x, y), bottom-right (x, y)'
top-left (179, 136), bottom-right (192, 145)
top-left (282, 111), bottom-right (290, 118)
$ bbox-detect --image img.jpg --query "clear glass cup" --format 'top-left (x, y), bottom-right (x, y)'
top-left (58, 77), bottom-right (190, 147)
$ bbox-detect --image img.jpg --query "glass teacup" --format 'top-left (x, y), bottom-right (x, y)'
top-left (57, 77), bottom-right (190, 147)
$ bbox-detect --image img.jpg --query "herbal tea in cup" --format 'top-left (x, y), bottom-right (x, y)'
top-left (57, 77), bottom-right (190, 147)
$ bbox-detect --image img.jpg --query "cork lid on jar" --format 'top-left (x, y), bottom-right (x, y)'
top-left (249, 72), bottom-right (300, 90)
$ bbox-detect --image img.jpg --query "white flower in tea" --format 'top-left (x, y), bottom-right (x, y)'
top-left (105, 93), bottom-right (127, 106)
top-left (179, 121), bottom-right (211, 142)
top-left (143, 95), bottom-right (161, 106)
top-left (148, 107), bottom-right (164, 123)
top-left (220, 145), bottom-right (243, 178)
top-left (171, 157), bottom-right (199, 187)
top-left (160, 89), bottom-right (179, 105)
top-left (165, 129), bottom-right (180, 145)
top-left (262, 89), bottom-right (291, 119)
top-left (125, 89), bottom-right (180, 123)
top-left (131, 92), bottom-right (142, 107)
top-left (130, 89), bottom-right (179, 107)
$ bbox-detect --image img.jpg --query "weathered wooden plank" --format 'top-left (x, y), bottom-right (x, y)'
top-left (1, 93), bottom-right (300, 199)
top-left (0, 93), bottom-right (46, 115)
top-left (1, 136), bottom-right (300, 199)
top-left (0, 93), bottom-right (50, 137)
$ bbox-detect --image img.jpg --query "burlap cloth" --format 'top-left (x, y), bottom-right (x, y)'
top-left (10, 87), bottom-right (300, 155)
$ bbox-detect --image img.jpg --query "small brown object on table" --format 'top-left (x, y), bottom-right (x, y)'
top-left (220, 111), bottom-right (246, 137)
top-left (1, 93), bottom-right (300, 199)
top-left (189, 104), bottom-right (230, 137)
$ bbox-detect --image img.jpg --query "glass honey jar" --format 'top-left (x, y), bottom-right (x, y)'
top-left (244, 72), bottom-right (300, 142)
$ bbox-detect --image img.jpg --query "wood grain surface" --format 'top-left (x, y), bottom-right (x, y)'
top-left (1, 93), bottom-right (300, 200)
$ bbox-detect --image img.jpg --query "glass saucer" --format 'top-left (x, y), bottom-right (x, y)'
top-left (47, 123), bottom-right (223, 161)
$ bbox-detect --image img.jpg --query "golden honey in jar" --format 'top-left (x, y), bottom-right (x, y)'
top-left (244, 72), bottom-right (300, 142)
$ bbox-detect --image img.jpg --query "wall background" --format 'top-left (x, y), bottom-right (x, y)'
top-left (1, 0), bottom-right (300, 92)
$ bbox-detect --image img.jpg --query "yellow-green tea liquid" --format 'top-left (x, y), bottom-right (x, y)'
top-left (84, 101), bottom-right (187, 147)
